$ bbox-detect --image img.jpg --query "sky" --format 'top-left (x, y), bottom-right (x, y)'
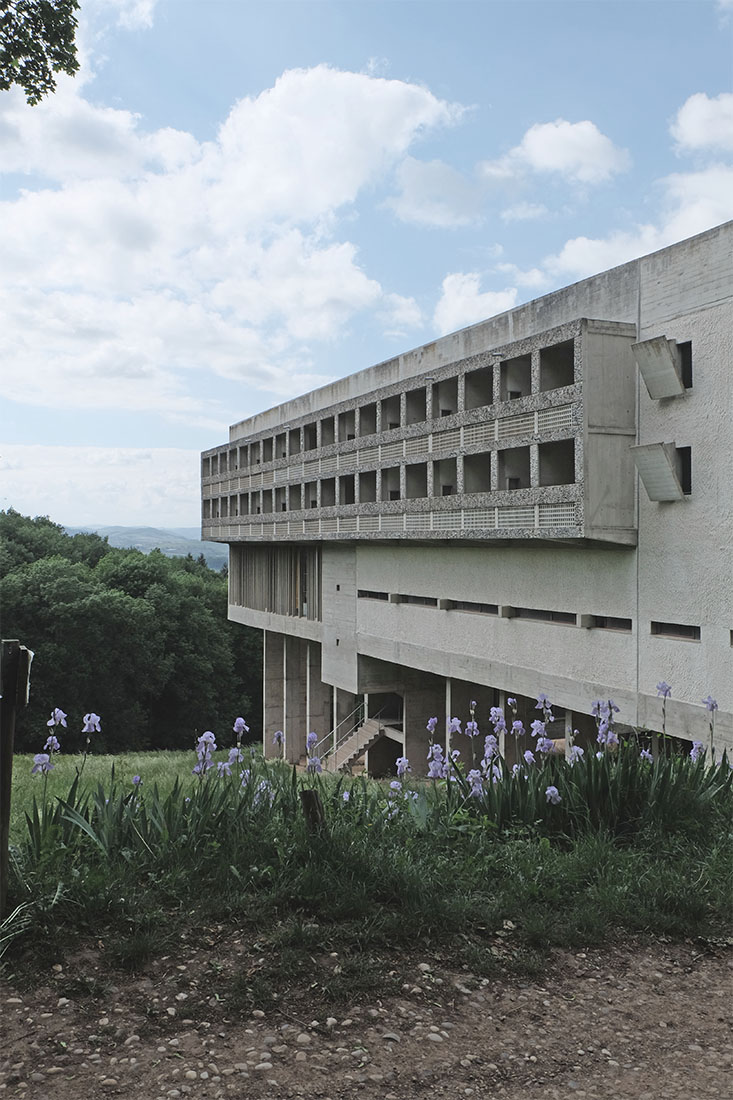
top-left (1, 0), bottom-right (732, 528)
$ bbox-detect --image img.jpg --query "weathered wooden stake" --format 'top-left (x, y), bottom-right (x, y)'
top-left (0, 640), bottom-right (32, 920)
top-left (299, 788), bottom-right (326, 834)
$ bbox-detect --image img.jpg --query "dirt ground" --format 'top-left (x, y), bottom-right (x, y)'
top-left (2, 937), bottom-right (731, 1100)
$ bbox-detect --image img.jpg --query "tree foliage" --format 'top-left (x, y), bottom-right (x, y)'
top-left (0, 0), bottom-right (80, 105)
top-left (0, 510), bottom-right (263, 752)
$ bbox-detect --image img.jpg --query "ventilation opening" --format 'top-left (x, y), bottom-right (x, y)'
top-left (400, 594), bottom-right (438, 607)
top-left (358, 590), bottom-right (389, 601)
top-left (513, 606), bottom-right (577, 625)
top-left (448, 600), bottom-right (498, 615)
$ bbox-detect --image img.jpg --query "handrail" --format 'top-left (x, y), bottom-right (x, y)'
top-left (314, 702), bottom-right (365, 759)
top-left (325, 704), bottom-right (394, 763)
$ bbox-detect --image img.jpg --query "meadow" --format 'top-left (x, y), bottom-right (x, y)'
top-left (4, 709), bottom-right (732, 1010)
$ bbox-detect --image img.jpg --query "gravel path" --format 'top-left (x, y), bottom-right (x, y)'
top-left (2, 939), bottom-right (731, 1099)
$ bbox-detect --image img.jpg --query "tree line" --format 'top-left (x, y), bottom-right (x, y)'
top-left (1, 510), bottom-right (262, 753)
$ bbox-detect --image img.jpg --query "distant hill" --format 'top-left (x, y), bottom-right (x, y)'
top-left (64, 525), bottom-right (229, 571)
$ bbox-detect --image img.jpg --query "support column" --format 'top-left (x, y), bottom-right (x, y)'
top-left (263, 631), bottom-right (284, 758)
top-left (306, 642), bottom-right (331, 742)
top-left (445, 677), bottom-right (453, 756)
top-left (284, 636), bottom-right (307, 764)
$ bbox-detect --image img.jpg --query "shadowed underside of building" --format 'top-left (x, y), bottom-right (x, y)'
top-left (202, 222), bottom-right (733, 773)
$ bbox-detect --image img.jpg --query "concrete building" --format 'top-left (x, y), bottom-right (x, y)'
top-left (201, 222), bottom-right (733, 771)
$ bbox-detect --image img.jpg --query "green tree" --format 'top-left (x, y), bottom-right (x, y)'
top-left (0, 0), bottom-right (79, 104)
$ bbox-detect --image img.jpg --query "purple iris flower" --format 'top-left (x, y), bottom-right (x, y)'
top-left (467, 769), bottom-right (483, 797)
top-left (545, 785), bottom-right (561, 805)
top-left (31, 753), bottom-right (54, 775)
top-left (536, 737), bottom-right (556, 755)
top-left (449, 717), bottom-right (462, 734)
top-left (233, 716), bottom-right (249, 736)
top-left (530, 720), bottom-right (545, 738)
top-left (690, 741), bottom-right (704, 762)
top-left (306, 755), bottom-right (322, 774)
top-left (273, 729), bottom-right (284, 745)
top-left (523, 749), bottom-right (536, 765)
top-left (82, 713), bottom-right (101, 734)
top-left (217, 761), bottom-right (232, 777)
top-left (307, 731), bottom-right (318, 750)
top-left (656, 682), bottom-right (672, 699)
top-left (640, 748), bottom-right (653, 763)
top-left (396, 756), bottom-right (411, 777)
top-left (44, 735), bottom-right (61, 753)
top-left (568, 745), bottom-right (584, 765)
top-left (47, 708), bottom-right (67, 728)
top-left (426, 717), bottom-right (438, 735)
top-left (511, 720), bottom-right (525, 738)
top-left (465, 720), bottom-right (479, 738)
top-left (702, 696), bottom-right (718, 712)
top-left (132, 775), bottom-right (142, 786)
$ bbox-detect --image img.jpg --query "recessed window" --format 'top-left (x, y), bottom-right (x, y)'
top-left (465, 365), bottom-right (493, 410)
top-left (406, 387), bottom-right (426, 425)
top-left (380, 466), bottom-right (400, 502)
top-left (676, 446), bottom-right (692, 495)
top-left (406, 463), bottom-right (428, 499)
top-left (303, 423), bottom-right (317, 451)
top-left (588, 615), bottom-right (632, 632)
top-left (401, 594), bottom-right (438, 607)
top-left (431, 377), bottom-right (458, 419)
top-left (498, 446), bottom-right (530, 490)
top-left (358, 590), bottom-right (389, 601)
top-left (539, 439), bottom-right (576, 486)
top-left (539, 340), bottom-right (574, 391)
top-left (359, 470), bottom-right (377, 502)
top-left (338, 410), bottom-right (356, 442)
top-left (651, 621), bottom-right (700, 641)
top-left (288, 429), bottom-right (301, 455)
top-left (463, 453), bottom-right (492, 494)
top-left (275, 433), bottom-right (287, 458)
top-left (433, 457), bottom-right (456, 497)
top-left (512, 607), bottom-right (577, 625)
top-left (678, 341), bottom-right (693, 389)
top-left (262, 438), bottom-right (273, 463)
top-left (449, 600), bottom-right (499, 615)
top-left (500, 354), bottom-right (531, 401)
top-left (359, 403), bottom-right (377, 436)
top-left (321, 477), bottom-right (336, 507)
top-left (339, 473), bottom-right (355, 505)
top-left (320, 417), bottom-right (335, 446)
top-left (381, 394), bottom-right (401, 431)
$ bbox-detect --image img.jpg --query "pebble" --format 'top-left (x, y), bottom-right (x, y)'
top-left (427, 1033), bottom-right (444, 1042)
top-left (295, 1032), bottom-right (311, 1045)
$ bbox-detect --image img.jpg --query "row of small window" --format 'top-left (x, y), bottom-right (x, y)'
top-left (203, 441), bottom-right (577, 516)
top-left (356, 594), bottom-right (703, 640)
top-left (203, 341), bottom-right (578, 476)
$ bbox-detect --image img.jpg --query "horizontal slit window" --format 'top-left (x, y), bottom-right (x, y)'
top-left (513, 607), bottom-right (577, 625)
top-left (585, 615), bottom-right (633, 632)
top-left (400, 594), bottom-right (438, 607)
top-left (358, 590), bottom-right (389, 601)
top-left (449, 600), bottom-right (499, 615)
top-left (651, 621), bottom-right (700, 641)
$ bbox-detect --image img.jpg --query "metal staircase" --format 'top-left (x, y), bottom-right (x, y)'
top-left (324, 717), bottom-right (387, 772)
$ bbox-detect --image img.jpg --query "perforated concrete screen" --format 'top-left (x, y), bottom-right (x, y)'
top-left (632, 336), bottom-right (685, 399)
top-left (631, 443), bottom-right (685, 501)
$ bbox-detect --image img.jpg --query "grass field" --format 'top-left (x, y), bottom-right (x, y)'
top-left (4, 740), bottom-right (732, 1006)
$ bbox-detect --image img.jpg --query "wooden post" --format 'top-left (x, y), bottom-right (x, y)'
top-left (299, 788), bottom-right (325, 834)
top-left (0, 640), bottom-right (32, 920)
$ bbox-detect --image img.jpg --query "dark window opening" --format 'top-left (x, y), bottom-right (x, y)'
top-left (539, 339), bottom-right (575, 391)
top-left (514, 607), bottom-right (576, 625)
top-left (401, 594), bottom-right (438, 607)
top-left (449, 600), bottom-right (499, 615)
top-left (678, 341), bottom-right (692, 389)
top-left (651, 621), bottom-right (700, 641)
top-left (358, 590), bottom-right (389, 601)
top-left (500, 353), bottom-right (531, 401)
top-left (465, 365), bottom-right (493, 410)
top-left (676, 446), bottom-right (692, 495)
top-left (592, 615), bottom-right (632, 632)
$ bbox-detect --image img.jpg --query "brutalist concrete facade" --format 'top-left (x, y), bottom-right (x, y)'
top-left (202, 222), bottom-right (733, 770)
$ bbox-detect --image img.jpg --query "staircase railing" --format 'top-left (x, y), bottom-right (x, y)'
top-left (314, 702), bottom-right (365, 762)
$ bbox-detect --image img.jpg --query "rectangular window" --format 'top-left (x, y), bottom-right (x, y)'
top-left (676, 446), bottom-right (692, 495)
top-left (449, 600), bottom-right (499, 615)
top-left (357, 590), bottom-right (389, 601)
top-left (400, 594), bottom-right (438, 607)
top-left (651, 621), bottom-right (700, 641)
top-left (592, 615), bottom-right (632, 632)
top-left (513, 607), bottom-right (577, 625)
top-left (678, 341), bottom-right (693, 389)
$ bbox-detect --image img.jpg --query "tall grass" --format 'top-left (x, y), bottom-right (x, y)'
top-left (5, 742), bottom-right (732, 986)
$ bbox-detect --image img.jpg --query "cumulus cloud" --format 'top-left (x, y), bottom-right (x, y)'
top-left (433, 274), bottom-right (518, 336)
top-left (481, 119), bottom-right (629, 185)
top-left (544, 164), bottom-right (733, 279)
top-left (386, 156), bottom-right (483, 227)
top-left (0, 445), bottom-right (201, 527)
top-left (0, 65), bottom-right (462, 424)
top-left (671, 92), bottom-right (733, 153)
top-left (500, 202), bottom-right (548, 222)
